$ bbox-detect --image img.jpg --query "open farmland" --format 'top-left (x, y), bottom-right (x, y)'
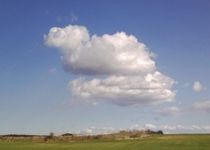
top-left (0, 134), bottom-right (210, 150)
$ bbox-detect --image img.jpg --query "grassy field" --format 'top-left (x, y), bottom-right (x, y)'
top-left (0, 134), bottom-right (210, 150)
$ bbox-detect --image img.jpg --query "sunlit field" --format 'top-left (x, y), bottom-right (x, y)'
top-left (1, 134), bottom-right (210, 150)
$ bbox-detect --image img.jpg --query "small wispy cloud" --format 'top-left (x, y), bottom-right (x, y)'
top-left (192, 100), bottom-right (210, 113)
top-left (48, 67), bottom-right (57, 74)
top-left (70, 12), bottom-right (78, 23)
top-left (192, 81), bottom-right (202, 92)
top-left (56, 12), bottom-right (78, 24)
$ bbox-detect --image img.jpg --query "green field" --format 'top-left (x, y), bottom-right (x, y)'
top-left (1, 134), bottom-right (210, 150)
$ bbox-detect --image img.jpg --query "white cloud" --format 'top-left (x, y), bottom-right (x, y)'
top-left (161, 124), bottom-right (210, 133)
top-left (192, 81), bottom-right (202, 92)
top-left (129, 123), bottom-right (210, 133)
top-left (130, 123), bottom-right (157, 131)
top-left (44, 24), bottom-right (175, 106)
top-left (69, 72), bottom-right (175, 106)
top-left (130, 124), bottom-right (143, 130)
top-left (157, 106), bottom-right (180, 116)
top-left (45, 25), bottom-right (89, 53)
top-left (162, 125), bottom-right (183, 131)
top-left (44, 25), bottom-right (155, 75)
top-left (203, 125), bottom-right (210, 130)
top-left (192, 100), bottom-right (210, 113)
top-left (77, 126), bottom-right (116, 135)
top-left (144, 123), bottom-right (157, 130)
top-left (84, 128), bottom-right (93, 134)
top-left (76, 124), bottom-right (210, 135)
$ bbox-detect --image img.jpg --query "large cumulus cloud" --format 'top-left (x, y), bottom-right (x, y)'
top-left (44, 24), bottom-right (175, 106)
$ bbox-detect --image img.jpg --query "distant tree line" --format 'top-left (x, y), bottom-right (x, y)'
top-left (0, 129), bottom-right (163, 142)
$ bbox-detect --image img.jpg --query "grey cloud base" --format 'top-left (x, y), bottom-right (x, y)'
top-left (70, 72), bottom-right (175, 106)
top-left (44, 24), bottom-right (175, 106)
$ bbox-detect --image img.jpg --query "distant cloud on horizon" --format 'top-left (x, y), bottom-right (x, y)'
top-left (75, 123), bottom-right (210, 135)
top-left (44, 24), bottom-right (175, 106)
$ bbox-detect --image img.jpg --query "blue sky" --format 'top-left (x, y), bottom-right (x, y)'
top-left (0, 0), bottom-right (210, 135)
